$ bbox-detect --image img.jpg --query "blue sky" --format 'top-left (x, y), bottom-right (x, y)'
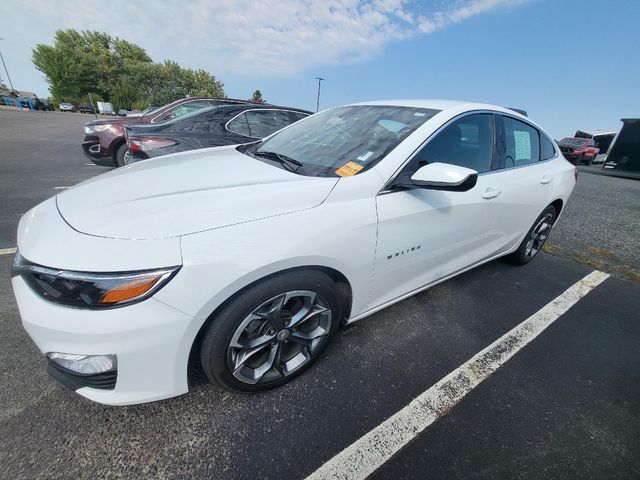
top-left (2, 0), bottom-right (639, 138)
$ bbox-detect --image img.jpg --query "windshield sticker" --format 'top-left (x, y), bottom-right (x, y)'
top-left (414, 112), bottom-right (426, 116)
top-left (514, 130), bottom-right (531, 161)
top-left (335, 161), bottom-right (364, 177)
top-left (357, 151), bottom-right (374, 162)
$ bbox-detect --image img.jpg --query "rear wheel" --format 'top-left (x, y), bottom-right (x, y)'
top-left (506, 206), bottom-right (556, 265)
top-left (200, 270), bottom-right (341, 392)
top-left (114, 143), bottom-right (128, 167)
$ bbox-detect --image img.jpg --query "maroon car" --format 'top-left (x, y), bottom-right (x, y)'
top-left (82, 97), bottom-right (251, 167)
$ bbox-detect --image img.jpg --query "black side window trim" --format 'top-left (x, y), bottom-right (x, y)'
top-left (387, 112), bottom-right (500, 190)
top-left (382, 111), bottom-right (508, 193)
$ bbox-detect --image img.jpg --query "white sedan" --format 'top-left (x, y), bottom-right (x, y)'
top-left (58, 102), bottom-right (75, 112)
top-left (11, 100), bottom-right (576, 405)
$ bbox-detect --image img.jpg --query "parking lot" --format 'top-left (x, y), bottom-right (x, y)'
top-left (1, 110), bottom-right (639, 479)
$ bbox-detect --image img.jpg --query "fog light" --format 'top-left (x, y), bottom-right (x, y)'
top-left (47, 353), bottom-right (117, 374)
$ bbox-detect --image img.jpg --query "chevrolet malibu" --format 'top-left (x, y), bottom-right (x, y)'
top-left (11, 100), bottom-right (576, 405)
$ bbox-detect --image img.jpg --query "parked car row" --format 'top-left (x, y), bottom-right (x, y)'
top-left (15, 98), bottom-right (54, 111)
top-left (82, 96), bottom-right (311, 167)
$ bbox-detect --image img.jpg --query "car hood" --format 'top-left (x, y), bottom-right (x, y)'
top-left (56, 146), bottom-right (339, 240)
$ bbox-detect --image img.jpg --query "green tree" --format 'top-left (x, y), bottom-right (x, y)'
top-left (249, 89), bottom-right (265, 103)
top-left (182, 68), bottom-right (224, 98)
top-left (32, 29), bottom-right (224, 108)
top-left (32, 43), bottom-right (80, 102)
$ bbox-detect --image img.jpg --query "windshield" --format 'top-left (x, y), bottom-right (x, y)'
top-left (560, 137), bottom-right (588, 145)
top-left (248, 105), bottom-right (440, 177)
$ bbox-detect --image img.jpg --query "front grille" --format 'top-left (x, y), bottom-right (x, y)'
top-left (559, 147), bottom-right (573, 153)
top-left (47, 360), bottom-right (117, 391)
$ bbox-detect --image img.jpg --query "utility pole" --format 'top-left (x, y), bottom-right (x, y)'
top-left (315, 77), bottom-right (325, 112)
top-left (0, 38), bottom-right (17, 94)
top-left (88, 92), bottom-right (98, 119)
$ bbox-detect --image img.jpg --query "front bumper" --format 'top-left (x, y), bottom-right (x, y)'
top-left (12, 275), bottom-right (194, 405)
top-left (82, 134), bottom-right (115, 166)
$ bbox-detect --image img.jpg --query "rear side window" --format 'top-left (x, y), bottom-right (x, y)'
top-left (540, 134), bottom-right (556, 160)
top-left (412, 113), bottom-right (495, 173)
top-left (227, 110), bottom-right (294, 138)
top-left (503, 117), bottom-right (540, 167)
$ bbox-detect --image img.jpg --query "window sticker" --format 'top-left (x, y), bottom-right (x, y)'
top-left (514, 130), bottom-right (531, 161)
top-left (335, 161), bottom-right (364, 177)
top-left (357, 151), bottom-right (374, 162)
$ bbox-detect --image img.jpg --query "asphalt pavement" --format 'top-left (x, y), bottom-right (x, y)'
top-left (0, 110), bottom-right (638, 479)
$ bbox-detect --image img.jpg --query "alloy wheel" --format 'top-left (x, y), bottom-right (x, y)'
top-left (524, 213), bottom-right (554, 259)
top-left (227, 290), bottom-right (332, 385)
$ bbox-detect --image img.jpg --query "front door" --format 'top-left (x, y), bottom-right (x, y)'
top-left (370, 113), bottom-right (506, 308)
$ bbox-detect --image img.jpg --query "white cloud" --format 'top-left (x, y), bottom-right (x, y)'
top-left (2, 0), bottom-right (528, 88)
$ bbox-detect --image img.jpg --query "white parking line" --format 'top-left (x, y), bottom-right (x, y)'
top-left (54, 186), bottom-right (71, 190)
top-left (307, 270), bottom-right (610, 480)
top-left (0, 247), bottom-right (17, 256)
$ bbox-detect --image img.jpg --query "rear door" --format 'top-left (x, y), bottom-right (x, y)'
top-left (494, 115), bottom-right (556, 249)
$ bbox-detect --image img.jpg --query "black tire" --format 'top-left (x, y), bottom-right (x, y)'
top-left (200, 270), bottom-right (341, 392)
top-left (584, 155), bottom-right (594, 166)
top-left (114, 143), bottom-right (128, 167)
top-left (506, 205), bottom-right (557, 265)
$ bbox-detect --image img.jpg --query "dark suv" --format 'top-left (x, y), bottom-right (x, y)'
top-left (82, 97), bottom-right (251, 167)
top-left (79, 103), bottom-right (94, 114)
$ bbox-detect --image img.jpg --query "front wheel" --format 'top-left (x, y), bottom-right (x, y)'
top-left (506, 206), bottom-right (557, 265)
top-left (114, 143), bottom-right (128, 167)
top-left (200, 270), bottom-right (341, 392)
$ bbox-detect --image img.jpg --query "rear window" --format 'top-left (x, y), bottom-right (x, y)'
top-left (540, 134), bottom-right (557, 160)
top-left (227, 109), bottom-right (296, 138)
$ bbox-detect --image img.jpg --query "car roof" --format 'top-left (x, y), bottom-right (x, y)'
top-left (348, 99), bottom-right (527, 117)
top-left (211, 103), bottom-right (313, 115)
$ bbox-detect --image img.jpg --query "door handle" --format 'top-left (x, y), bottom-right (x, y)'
top-left (540, 175), bottom-right (553, 185)
top-left (482, 187), bottom-right (501, 199)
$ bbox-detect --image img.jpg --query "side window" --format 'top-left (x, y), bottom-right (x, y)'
top-left (412, 113), bottom-right (494, 173)
top-left (228, 110), bottom-right (294, 138)
top-left (503, 117), bottom-right (540, 167)
top-left (226, 112), bottom-right (252, 137)
top-left (540, 133), bottom-right (556, 160)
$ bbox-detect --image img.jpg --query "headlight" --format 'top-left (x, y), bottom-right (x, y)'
top-left (84, 124), bottom-right (112, 134)
top-left (12, 251), bottom-right (180, 309)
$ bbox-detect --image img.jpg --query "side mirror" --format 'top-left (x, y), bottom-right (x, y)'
top-left (410, 162), bottom-right (478, 191)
